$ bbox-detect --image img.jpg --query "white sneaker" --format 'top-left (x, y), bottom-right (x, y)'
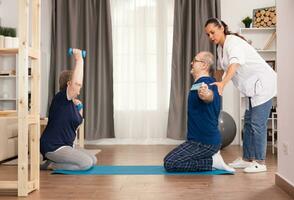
top-left (212, 152), bottom-right (235, 173)
top-left (228, 157), bottom-right (252, 169)
top-left (243, 161), bottom-right (267, 173)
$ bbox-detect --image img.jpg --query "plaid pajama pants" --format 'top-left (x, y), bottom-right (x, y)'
top-left (164, 140), bottom-right (220, 172)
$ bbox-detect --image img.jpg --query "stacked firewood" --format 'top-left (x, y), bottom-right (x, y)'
top-left (253, 7), bottom-right (276, 28)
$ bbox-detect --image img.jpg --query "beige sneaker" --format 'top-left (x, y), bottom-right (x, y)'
top-left (243, 161), bottom-right (267, 173)
top-left (228, 157), bottom-right (252, 169)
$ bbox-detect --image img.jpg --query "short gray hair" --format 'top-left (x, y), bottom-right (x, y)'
top-left (201, 51), bottom-right (214, 67)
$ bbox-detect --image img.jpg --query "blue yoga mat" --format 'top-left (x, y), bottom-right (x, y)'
top-left (52, 165), bottom-right (234, 175)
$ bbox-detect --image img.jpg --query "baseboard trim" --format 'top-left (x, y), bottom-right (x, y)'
top-left (276, 173), bottom-right (294, 198)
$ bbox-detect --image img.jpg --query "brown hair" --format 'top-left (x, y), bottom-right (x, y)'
top-left (205, 18), bottom-right (247, 42)
top-left (59, 70), bottom-right (73, 91)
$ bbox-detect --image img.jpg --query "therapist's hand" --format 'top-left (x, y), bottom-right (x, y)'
top-left (210, 81), bottom-right (225, 96)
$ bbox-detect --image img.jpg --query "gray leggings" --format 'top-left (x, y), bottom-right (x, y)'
top-left (45, 146), bottom-right (97, 170)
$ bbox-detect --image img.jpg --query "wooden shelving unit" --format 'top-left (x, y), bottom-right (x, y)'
top-left (0, 0), bottom-right (41, 196)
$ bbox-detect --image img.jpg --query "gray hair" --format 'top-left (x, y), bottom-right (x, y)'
top-left (201, 51), bottom-right (214, 67)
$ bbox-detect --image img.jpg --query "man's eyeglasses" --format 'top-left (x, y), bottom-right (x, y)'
top-left (192, 58), bottom-right (205, 63)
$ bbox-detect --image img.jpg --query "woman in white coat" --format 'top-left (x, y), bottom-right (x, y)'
top-left (204, 18), bottom-right (277, 173)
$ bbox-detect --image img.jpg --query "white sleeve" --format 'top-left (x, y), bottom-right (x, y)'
top-left (217, 58), bottom-right (222, 70)
top-left (216, 46), bottom-right (224, 70)
top-left (226, 39), bottom-right (245, 65)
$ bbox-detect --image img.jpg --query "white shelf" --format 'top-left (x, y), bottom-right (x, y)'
top-left (241, 95), bottom-right (277, 98)
top-left (0, 98), bottom-right (17, 101)
top-left (240, 27), bottom-right (276, 31)
top-left (256, 50), bottom-right (276, 53)
top-left (0, 75), bottom-right (32, 78)
top-left (240, 27), bottom-right (276, 56)
top-left (0, 75), bottom-right (16, 78)
top-left (241, 117), bottom-right (277, 120)
top-left (268, 117), bottom-right (278, 120)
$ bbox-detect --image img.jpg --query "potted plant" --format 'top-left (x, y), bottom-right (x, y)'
top-left (2, 27), bottom-right (18, 48)
top-left (9, 28), bottom-right (16, 37)
top-left (9, 28), bottom-right (18, 48)
top-left (3, 27), bottom-right (13, 48)
top-left (0, 27), bottom-right (4, 48)
top-left (242, 16), bottom-right (253, 28)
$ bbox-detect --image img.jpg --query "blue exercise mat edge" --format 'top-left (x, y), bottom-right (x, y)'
top-left (52, 165), bottom-right (234, 175)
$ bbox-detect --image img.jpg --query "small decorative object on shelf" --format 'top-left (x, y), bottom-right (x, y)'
top-left (0, 26), bottom-right (18, 48)
top-left (0, 69), bottom-right (16, 76)
top-left (0, 71), bottom-right (10, 76)
top-left (242, 16), bottom-right (252, 28)
top-left (253, 6), bottom-right (276, 28)
top-left (11, 69), bottom-right (16, 75)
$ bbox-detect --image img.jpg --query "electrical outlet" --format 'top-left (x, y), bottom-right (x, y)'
top-left (282, 142), bottom-right (289, 156)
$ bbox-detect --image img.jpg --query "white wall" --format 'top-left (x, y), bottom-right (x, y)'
top-left (0, 0), bottom-right (18, 28)
top-left (221, 0), bottom-right (276, 144)
top-left (0, 0), bottom-right (51, 117)
top-left (276, 0), bottom-right (294, 187)
top-left (40, 0), bottom-right (51, 117)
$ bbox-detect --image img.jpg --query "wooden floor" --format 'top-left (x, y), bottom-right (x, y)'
top-left (0, 145), bottom-right (292, 200)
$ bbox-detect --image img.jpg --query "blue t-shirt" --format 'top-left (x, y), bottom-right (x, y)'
top-left (40, 90), bottom-right (83, 157)
top-left (187, 76), bottom-right (221, 145)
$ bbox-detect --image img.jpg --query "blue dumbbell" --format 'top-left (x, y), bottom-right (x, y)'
top-left (68, 48), bottom-right (87, 58)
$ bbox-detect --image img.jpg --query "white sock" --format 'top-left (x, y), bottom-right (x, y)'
top-left (212, 152), bottom-right (235, 172)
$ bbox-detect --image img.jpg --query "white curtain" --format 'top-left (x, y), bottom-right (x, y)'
top-left (111, 0), bottom-right (174, 139)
